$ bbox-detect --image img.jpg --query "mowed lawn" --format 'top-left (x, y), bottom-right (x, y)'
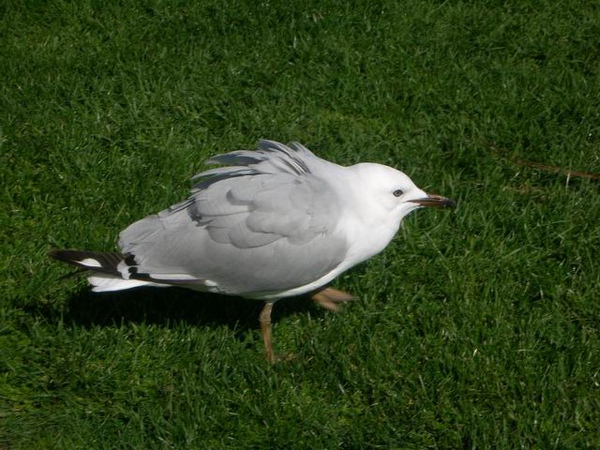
top-left (1, 0), bottom-right (599, 448)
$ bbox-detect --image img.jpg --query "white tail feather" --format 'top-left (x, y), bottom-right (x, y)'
top-left (88, 274), bottom-right (169, 292)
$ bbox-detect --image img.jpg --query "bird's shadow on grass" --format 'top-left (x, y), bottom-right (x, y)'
top-left (56, 286), bottom-right (322, 336)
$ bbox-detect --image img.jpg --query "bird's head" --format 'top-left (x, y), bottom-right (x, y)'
top-left (350, 163), bottom-right (455, 226)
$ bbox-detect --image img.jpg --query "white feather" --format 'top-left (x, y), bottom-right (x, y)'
top-left (88, 274), bottom-right (168, 292)
top-left (78, 258), bottom-right (103, 268)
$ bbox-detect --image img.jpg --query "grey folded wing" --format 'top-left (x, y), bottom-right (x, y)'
top-left (118, 169), bottom-right (348, 297)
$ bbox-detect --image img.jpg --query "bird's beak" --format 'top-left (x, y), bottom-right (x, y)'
top-left (409, 193), bottom-right (455, 208)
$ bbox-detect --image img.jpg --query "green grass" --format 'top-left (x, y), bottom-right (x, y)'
top-left (2, 0), bottom-right (600, 448)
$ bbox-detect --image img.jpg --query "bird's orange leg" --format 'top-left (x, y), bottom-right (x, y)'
top-left (259, 301), bottom-right (276, 363)
top-left (311, 287), bottom-right (356, 312)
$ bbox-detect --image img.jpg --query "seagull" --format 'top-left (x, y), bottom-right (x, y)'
top-left (50, 140), bottom-right (454, 362)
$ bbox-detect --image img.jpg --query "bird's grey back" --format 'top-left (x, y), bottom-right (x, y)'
top-left (118, 141), bottom-right (349, 297)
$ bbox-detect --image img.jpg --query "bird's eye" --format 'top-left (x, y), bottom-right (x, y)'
top-left (393, 189), bottom-right (404, 197)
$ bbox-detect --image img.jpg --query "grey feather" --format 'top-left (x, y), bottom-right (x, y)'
top-left (117, 140), bottom-right (348, 296)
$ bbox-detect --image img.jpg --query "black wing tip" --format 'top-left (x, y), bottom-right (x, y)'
top-left (48, 249), bottom-right (124, 276)
top-left (48, 248), bottom-right (79, 263)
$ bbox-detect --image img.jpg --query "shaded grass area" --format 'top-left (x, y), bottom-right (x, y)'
top-left (1, 0), bottom-right (600, 448)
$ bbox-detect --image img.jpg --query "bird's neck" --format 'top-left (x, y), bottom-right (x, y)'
top-left (321, 166), bottom-right (400, 268)
top-left (335, 193), bottom-right (400, 268)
